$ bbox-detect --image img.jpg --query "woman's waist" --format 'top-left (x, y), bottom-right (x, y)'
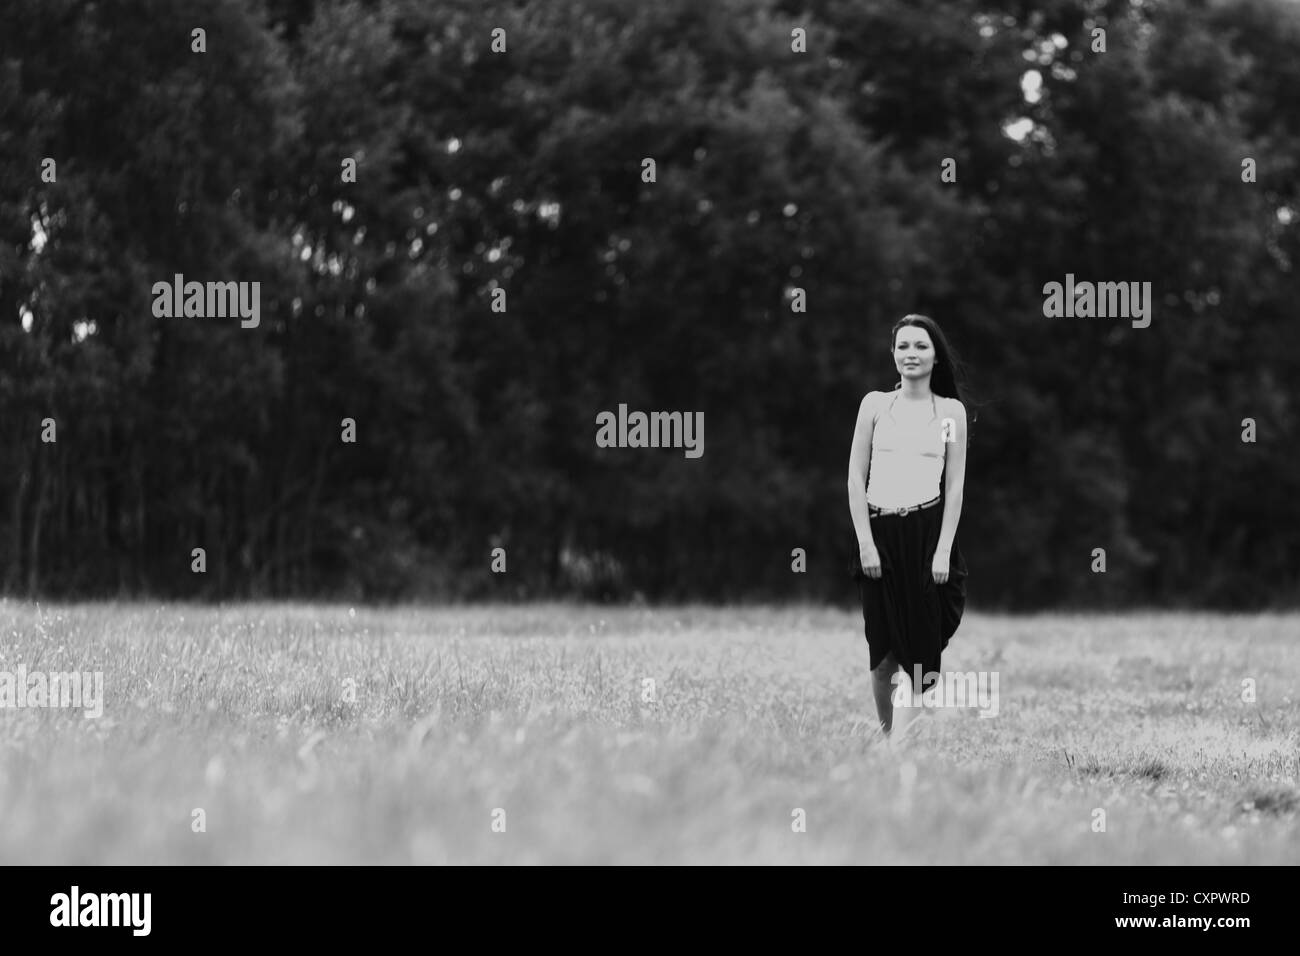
top-left (865, 464), bottom-right (943, 510)
top-left (866, 491), bottom-right (941, 513)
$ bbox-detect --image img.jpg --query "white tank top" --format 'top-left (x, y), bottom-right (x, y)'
top-left (865, 391), bottom-right (946, 509)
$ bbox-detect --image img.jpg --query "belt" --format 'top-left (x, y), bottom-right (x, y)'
top-left (868, 495), bottom-right (940, 518)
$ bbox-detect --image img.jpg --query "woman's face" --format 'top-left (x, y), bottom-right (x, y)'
top-left (894, 325), bottom-right (936, 381)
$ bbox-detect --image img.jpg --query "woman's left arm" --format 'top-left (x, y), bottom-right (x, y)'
top-left (934, 400), bottom-right (967, 574)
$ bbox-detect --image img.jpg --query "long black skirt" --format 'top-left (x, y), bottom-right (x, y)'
top-left (850, 499), bottom-right (968, 694)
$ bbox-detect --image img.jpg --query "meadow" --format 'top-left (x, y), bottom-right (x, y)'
top-left (0, 601), bottom-right (1295, 865)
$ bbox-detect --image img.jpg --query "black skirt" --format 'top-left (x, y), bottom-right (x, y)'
top-left (849, 498), bottom-right (968, 693)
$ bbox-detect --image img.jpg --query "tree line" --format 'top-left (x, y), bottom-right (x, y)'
top-left (1, 0), bottom-right (1296, 608)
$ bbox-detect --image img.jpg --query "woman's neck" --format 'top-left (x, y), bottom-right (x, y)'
top-left (898, 377), bottom-right (932, 400)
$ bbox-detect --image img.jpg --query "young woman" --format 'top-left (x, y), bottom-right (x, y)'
top-left (847, 314), bottom-right (970, 737)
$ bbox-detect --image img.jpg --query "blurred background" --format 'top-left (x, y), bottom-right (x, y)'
top-left (0, 0), bottom-right (1296, 608)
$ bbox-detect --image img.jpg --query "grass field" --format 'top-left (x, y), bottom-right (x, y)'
top-left (0, 600), bottom-right (1296, 864)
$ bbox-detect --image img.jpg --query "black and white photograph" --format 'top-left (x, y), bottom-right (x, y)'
top-left (0, 0), bottom-right (1296, 911)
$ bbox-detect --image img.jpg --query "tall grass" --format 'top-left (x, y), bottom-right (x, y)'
top-left (0, 601), bottom-right (1295, 864)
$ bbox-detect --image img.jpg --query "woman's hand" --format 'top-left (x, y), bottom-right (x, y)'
top-left (932, 548), bottom-right (951, 584)
top-left (859, 542), bottom-right (882, 579)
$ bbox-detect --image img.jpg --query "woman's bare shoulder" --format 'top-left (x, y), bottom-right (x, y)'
top-left (857, 390), bottom-right (886, 419)
top-left (937, 395), bottom-right (967, 417)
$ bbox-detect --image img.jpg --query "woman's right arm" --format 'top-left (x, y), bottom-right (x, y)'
top-left (847, 393), bottom-right (880, 574)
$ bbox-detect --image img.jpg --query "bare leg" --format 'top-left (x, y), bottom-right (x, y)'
top-left (871, 652), bottom-right (902, 735)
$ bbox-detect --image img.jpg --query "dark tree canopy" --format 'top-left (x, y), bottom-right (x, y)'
top-left (1, 0), bottom-right (1296, 608)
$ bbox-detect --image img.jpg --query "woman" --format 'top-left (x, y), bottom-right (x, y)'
top-left (847, 314), bottom-right (970, 738)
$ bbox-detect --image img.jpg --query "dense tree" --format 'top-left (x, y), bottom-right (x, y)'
top-left (1, 0), bottom-right (1295, 607)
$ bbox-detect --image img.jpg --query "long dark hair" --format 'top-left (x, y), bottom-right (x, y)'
top-left (889, 313), bottom-right (979, 431)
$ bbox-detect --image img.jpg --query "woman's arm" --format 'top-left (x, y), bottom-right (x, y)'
top-left (935, 399), bottom-right (968, 556)
top-left (847, 392), bottom-right (879, 549)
